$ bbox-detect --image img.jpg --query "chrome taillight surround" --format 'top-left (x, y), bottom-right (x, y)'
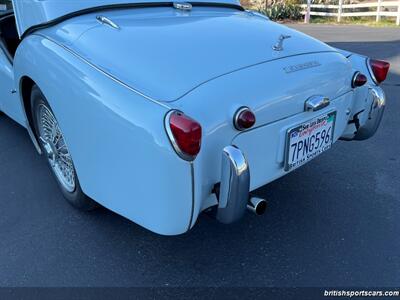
top-left (164, 110), bottom-right (202, 162)
top-left (352, 71), bottom-right (367, 88)
top-left (233, 107), bottom-right (256, 131)
top-left (367, 58), bottom-right (378, 85)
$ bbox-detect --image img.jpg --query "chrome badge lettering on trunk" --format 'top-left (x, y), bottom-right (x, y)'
top-left (284, 61), bottom-right (321, 73)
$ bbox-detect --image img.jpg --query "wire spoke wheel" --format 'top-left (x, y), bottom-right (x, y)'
top-left (37, 104), bottom-right (76, 193)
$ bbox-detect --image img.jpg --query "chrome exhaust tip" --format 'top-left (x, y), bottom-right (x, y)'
top-left (247, 197), bottom-right (267, 216)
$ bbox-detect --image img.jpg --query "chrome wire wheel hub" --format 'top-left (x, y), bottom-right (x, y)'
top-left (38, 104), bottom-right (76, 193)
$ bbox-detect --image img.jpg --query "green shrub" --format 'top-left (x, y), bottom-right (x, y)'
top-left (259, 3), bottom-right (303, 21)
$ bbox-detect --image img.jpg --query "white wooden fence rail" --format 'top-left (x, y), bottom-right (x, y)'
top-left (301, 1), bottom-right (400, 25)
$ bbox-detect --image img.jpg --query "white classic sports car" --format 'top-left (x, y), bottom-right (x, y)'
top-left (0, 0), bottom-right (389, 235)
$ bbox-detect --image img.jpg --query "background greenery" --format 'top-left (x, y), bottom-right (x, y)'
top-left (241, 0), bottom-right (303, 21)
top-left (260, 2), bottom-right (302, 21)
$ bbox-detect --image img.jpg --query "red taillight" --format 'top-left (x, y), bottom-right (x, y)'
top-left (166, 110), bottom-right (202, 161)
top-left (234, 107), bottom-right (256, 131)
top-left (352, 72), bottom-right (367, 88)
top-left (368, 59), bottom-right (390, 84)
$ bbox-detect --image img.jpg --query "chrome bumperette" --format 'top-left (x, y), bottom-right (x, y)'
top-left (354, 86), bottom-right (386, 141)
top-left (216, 146), bottom-right (250, 224)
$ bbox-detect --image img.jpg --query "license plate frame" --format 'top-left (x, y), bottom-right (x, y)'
top-left (284, 111), bottom-right (337, 172)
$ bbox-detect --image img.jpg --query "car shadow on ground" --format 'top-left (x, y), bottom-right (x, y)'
top-left (0, 40), bottom-right (399, 286)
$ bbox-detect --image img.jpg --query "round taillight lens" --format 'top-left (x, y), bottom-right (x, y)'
top-left (368, 59), bottom-right (390, 84)
top-left (352, 72), bottom-right (367, 88)
top-left (234, 107), bottom-right (256, 131)
top-left (165, 110), bottom-right (202, 161)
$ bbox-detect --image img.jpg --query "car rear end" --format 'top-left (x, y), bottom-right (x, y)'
top-left (34, 3), bottom-right (389, 233)
top-left (165, 50), bottom-right (389, 229)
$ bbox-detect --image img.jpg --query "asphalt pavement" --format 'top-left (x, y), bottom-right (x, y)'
top-left (0, 25), bottom-right (399, 287)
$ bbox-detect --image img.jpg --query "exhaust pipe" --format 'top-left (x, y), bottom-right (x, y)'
top-left (247, 197), bottom-right (267, 216)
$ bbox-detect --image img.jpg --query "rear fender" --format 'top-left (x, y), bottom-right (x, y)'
top-left (13, 35), bottom-right (194, 235)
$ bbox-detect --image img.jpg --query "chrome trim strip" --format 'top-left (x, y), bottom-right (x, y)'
top-left (366, 57), bottom-right (379, 85)
top-left (187, 162), bottom-right (195, 231)
top-left (352, 71), bottom-right (361, 88)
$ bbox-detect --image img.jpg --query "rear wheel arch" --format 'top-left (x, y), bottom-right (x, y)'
top-left (20, 76), bottom-right (35, 126)
top-left (19, 76), bottom-right (43, 152)
top-left (29, 83), bottom-right (98, 211)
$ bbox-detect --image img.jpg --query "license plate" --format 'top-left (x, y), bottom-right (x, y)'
top-left (285, 111), bottom-right (336, 171)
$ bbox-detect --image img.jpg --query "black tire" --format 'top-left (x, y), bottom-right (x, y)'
top-left (31, 85), bottom-right (98, 211)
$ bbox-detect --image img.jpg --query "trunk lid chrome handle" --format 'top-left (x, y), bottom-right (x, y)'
top-left (173, 2), bottom-right (192, 11)
top-left (305, 95), bottom-right (330, 112)
top-left (96, 16), bottom-right (120, 30)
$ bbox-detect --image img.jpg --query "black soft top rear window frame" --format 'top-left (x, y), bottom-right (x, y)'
top-left (0, 9), bottom-right (14, 18)
top-left (21, 2), bottom-right (244, 39)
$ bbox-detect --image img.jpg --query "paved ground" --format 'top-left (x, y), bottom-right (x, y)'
top-left (0, 25), bottom-right (399, 287)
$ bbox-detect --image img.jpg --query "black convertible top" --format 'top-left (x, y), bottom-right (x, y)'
top-left (0, 8), bottom-right (17, 61)
top-left (0, 9), bottom-right (13, 18)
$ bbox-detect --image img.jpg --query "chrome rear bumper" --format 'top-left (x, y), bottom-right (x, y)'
top-left (214, 146), bottom-right (267, 224)
top-left (216, 146), bottom-right (250, 224)
top-left (353, 86), bottom-right (386, 141)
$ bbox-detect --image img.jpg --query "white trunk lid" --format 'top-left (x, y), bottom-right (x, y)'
top-left (42, 7), bottom-right (335, 102)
